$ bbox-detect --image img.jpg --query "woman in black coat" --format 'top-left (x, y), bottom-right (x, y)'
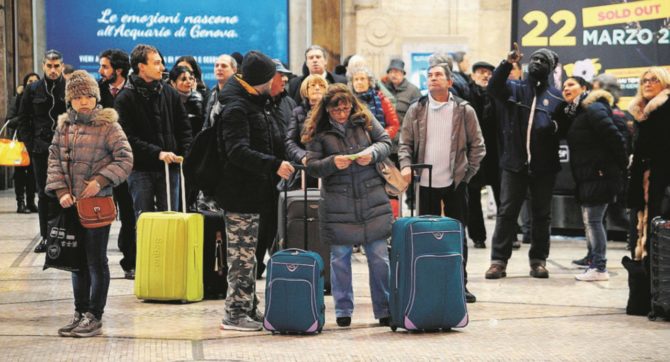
top-left (285, 74), bottom-right (328, 165)
top-left (628, 67), bottom-right (670, 260)
top-left (557, 76), bottom-right (627, 281)
top-left (302, 84), bottom-right (392, 328)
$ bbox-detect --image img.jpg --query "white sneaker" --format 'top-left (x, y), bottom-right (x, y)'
top-left (575, 268), bottom-right (609, 281)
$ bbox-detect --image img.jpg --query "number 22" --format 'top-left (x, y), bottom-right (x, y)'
top-left (522, 10), bottom-right (577, 47)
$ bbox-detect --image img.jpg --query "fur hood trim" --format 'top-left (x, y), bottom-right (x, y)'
top-left (628, 88), bottom-right (670, 122)
top-left (57, 107), bottom-right (119, 128)
top-left (581, 89), bottom-right (613, 108)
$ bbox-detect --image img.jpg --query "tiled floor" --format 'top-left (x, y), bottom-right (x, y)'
top-left (0, 189), bottom-right (667, 361)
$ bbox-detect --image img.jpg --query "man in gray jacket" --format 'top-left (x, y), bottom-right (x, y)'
top-left (398, 62), bottom-right (486, 303)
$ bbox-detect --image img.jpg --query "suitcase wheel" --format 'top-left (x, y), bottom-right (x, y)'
top-left (390, 325), bottom-right (397, 332)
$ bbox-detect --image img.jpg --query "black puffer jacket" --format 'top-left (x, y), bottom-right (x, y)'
top-left (561, 90), bottom-right (627, 205)
top-left (285, 102), bottom-right (311, 164)
top-left (306, 116), bottom-right (392, 245)
top-left (214, 75), bottom-right (286, 213)
top-left (114, 75), bottom-right (192, 172)
top-left (181, 90), bottom-right (205, 137)
top-left (269, 91), bottom-right (296, 134)
top-left (627, 89), bottom-right (670, 211)
top-left (18, 76), bottom-right (66, 154)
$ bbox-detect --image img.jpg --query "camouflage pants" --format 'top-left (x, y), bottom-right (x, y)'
top-left (224, 212), bottom-right (260, 319)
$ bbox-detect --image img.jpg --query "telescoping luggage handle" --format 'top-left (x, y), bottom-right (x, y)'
top-left (283, 164), bottom-right (321, 250)
top-left (164, 157), bottom-right (187, 213)
top-left (407, 163), bottom-right (432, 217)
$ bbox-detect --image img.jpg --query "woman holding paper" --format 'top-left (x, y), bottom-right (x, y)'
top-left (302, 84), bottom-right (393, 328)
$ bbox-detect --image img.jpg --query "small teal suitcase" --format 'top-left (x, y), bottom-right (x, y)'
top-left (389, 216), bottom-right (469, 331)
top-left (263, 249), bottom-right (325, 334)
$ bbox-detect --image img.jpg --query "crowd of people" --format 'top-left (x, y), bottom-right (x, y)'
top-left (4, 41), bottom-right (669, 336)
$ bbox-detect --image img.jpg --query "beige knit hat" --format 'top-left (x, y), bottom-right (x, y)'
top-left (66, 70), bottom-right (100, 103)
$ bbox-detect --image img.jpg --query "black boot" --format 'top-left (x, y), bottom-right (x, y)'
top-left (26, 197), bottom-right (38, 213)
top-left (34, 238), bottom-right (47, 253)
top-left (16, 197), bottom-right (28, 214)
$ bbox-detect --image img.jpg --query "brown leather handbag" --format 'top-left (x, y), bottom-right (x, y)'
top-left (77, 196), bottom-right (117, 229)
top-left (64, 124), bottom-right (117, 229)
top-left (365, 131), bottom-right (409, 196)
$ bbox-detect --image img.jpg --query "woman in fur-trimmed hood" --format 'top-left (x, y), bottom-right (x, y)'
top-left (554, 76), bottom-right (627, 281)
top-left (45, 70), bottom-right (133, 338)
top-left (627, 67), bottom-right (670, 261)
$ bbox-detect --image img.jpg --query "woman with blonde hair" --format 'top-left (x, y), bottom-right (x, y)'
top-left (302, 83), bottom-right (392, 327)
top-left (628, 67), bottom-right (670, 260)
top-left (285, 74), bottom-right (328, 167)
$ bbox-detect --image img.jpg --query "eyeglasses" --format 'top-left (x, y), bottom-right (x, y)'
top-left (328, 105), bottom-right (352, 115)
top-left (641, 77), bottom-right (660, 85)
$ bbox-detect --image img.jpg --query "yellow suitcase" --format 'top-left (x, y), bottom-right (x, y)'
top-left (134, 162), bottom-right (204, 302)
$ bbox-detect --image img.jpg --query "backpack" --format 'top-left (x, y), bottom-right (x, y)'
top-left (184, 120), bottom-right (226, 192)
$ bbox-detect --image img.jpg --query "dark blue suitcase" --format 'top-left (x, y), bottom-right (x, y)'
top-left (263, 249), bottom-right (325, 333)
top-left (389, 164), bottom-right (469, 331)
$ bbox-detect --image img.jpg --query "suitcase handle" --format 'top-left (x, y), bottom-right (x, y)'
top-left (164, 158), bottom-right (186, 213)
top-left (283, 164), bottom-right (319, 250)
top-left (408, 163), bottom-right (432, 217)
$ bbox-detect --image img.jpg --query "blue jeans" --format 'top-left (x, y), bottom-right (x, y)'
top-left (127, 169), bottom-right (180, 217)
top-left (72, 224), bottom-right (111, 320)
top-left (330, 239), bottom-right (390, 319)
top-left (581, 204), bottom-right (608, 271)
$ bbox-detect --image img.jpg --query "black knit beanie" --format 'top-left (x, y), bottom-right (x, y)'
top-left (241, 51), bottom-right (276, 86)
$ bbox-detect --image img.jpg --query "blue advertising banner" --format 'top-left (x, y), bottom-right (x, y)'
top-left (408, 52), bottom-right (431, 95)
top-left (46, 0), bottom-right (288, 86)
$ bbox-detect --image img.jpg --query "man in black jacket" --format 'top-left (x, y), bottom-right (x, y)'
top-left (115, 44), bottom-right (192, 216)
top-left (467, 61), bottom-right (498, 249)
top-left (18, 49), bottom-right (66, 252)
top-left (287, 45), bottom-right (346, 103)
top-left (216, 51), bottom-right (294, 332)
top-left (97, 48), bottom-right (136, 279)
top-left (485, 44), bottom-right (563, 280)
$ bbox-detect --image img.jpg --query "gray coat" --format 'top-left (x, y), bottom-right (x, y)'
top-left (306, 117), bottom-right (393, 245)
top-left (398, 94), bottom-right (486, 187)
top-left (384, 78), bottom-right (422, 121)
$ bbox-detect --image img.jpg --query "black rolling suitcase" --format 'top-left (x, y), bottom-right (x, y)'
top-left (649, 217), bottom-right (670, 320)
top-left (276, 168), bottom-right (331, 294)
top-left (200, 210), bottom-right (228, 299)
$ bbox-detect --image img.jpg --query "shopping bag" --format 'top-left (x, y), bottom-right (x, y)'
top-left (0, 122), bottom-right (30, 166)
top-left (43, 207), bottom-right (85, 272)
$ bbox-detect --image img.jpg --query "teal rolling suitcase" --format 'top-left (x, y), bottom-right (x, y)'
top-left (389, 164), bottom-right (469, 331)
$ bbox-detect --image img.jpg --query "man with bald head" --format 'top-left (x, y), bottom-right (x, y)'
top-left (202, 54), bottom-right (238, 130)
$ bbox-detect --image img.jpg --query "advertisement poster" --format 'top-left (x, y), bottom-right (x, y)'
top-left (408, 52), bottom-right (432, 95)
top-left (46, 0), bottom-right (288, 87)
top-left (513, 0), bottom-right (670, 109)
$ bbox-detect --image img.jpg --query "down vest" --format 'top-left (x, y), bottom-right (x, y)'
top-left (306, 116), bottom-right (393, 245)
top-left (45, 107), bottom-right (133, 199)
top-left (561, 90), bottom-right (627, 204)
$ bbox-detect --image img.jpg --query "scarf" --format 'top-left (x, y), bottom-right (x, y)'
top-left (564, 91), bottom-right (588, 119)
top-left (357, 89), bottom-right (386, 127)
top-left (130, 74), bottom-right (162, 100)
top-left (67, 105), bottom-right (103, 125)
